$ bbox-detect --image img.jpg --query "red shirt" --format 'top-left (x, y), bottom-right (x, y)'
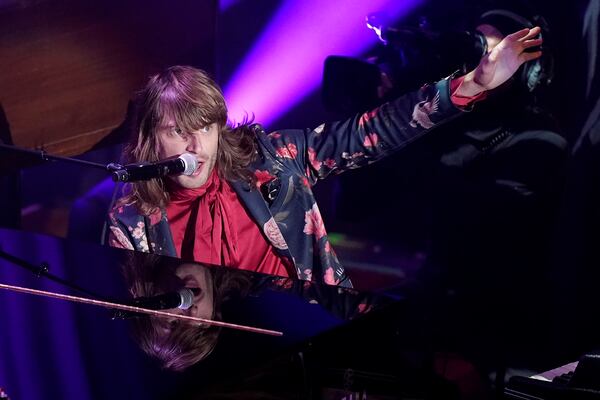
top-left (165, 171), bottom-right (291, 278)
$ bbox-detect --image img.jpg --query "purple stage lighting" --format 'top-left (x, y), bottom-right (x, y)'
top-left (224, 0), bottom-right (423, 127)
top-left (220, 0), bottom-right (241, 12)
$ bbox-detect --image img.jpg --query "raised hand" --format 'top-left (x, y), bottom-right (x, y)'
top-left (456, 27), bottom-right (543, 96)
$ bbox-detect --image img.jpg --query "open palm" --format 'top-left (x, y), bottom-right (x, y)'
top-left (473, 27), bottom-right (543, 91)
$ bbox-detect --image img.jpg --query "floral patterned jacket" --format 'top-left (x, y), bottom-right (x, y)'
top-left (108, 78), bottom-right (462, 288)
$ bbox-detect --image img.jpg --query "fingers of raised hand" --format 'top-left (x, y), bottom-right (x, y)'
top-left (505, 28), bottom-right (531, 41)
top-left (523, 38), bottom-right (543, 49)
top-left (519, 28), bottom-right (543, 62)
top-left (521, 26), bottom-right (542, 41)
top-left (519, 50), bottom-right (542, 63)
top-left (506, 26), bottom-right (541, 42)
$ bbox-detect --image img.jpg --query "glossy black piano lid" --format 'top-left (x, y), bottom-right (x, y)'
top-left (0, 227), bottom-right (396, 399)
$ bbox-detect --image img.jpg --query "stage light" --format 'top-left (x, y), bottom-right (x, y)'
top-left (223, 0), bottom-right (423, 127)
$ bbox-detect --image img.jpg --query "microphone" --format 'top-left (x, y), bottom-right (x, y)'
top-left (131, 288), bottom-right (198, 311)
top-left (111, 288), bottom-right (199, 320)
top-left (111, 153), bottom-right (198, 182)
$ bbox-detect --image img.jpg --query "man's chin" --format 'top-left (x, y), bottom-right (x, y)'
top-left (176, 175), bottom-right (208, 189)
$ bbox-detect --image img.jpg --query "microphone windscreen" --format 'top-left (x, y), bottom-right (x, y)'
top-left (179, 153), bottom-right (198, 176)
top-left (178, 288), bottom-right (195, 310)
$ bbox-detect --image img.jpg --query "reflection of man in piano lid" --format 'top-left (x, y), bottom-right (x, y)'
top-left (122, 252), bottom-right (386, 371)
top-left (108, 28), bottom-right (543, 288)
top-left (122, 254), bottom-right (252, 371)
top-left (164, 262), bottom-right (215, 322)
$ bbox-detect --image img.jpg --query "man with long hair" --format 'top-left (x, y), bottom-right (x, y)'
top-left (108, 27), bottom-right (543, 288)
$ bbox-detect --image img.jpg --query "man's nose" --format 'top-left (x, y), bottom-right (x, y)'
top-left (186, 133), bottom-right (203, 153)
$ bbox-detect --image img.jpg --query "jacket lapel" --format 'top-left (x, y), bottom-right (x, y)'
top-left (229, 179), bottom-right (295, 265)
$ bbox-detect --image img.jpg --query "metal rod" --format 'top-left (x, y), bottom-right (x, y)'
top-left (0, 143), bottom-right (111, 170)
top-left (0, 248), bottom-right (109, 301)
top-left (0, 282), bottom-right (283, 336)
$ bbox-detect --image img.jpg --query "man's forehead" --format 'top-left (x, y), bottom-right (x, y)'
top-left (157, 120), bottom-right (214, 130)
top-left (158, 120), bottom-right (176, 129)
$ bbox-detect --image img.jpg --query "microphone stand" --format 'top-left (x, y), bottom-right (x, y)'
top-left (0, 242), bottom-right (283, 335)
top-left (0, 143), bottom-right (125, 304)
top-left (0, 247), bottom-right (112, 302)
top-left (0, 246), bottom-right (192, 322)
top-left (0, 144), bottom-right (190, 320)
top-left (0, 142), bottom-right (127, 245)
top-left (0, 143), bottom-right (124, 174)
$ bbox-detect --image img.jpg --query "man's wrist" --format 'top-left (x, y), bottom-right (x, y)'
top-left (450, 74), bottom-right (488, 108)
top-left (453, 71), bottom-right (486, 97)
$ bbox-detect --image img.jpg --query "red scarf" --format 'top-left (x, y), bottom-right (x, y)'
top-left (166, 170), bottom-right (239, 266)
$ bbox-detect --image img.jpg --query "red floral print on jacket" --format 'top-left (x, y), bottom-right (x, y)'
top-left (263, 217), bottom-right (288, 250)
top-left (363, 133), bottom-right (379, 147)
top-left (254, 169), bottom-right (276, 189)
top-left (324, 267), bottom-right (340, 285)
top-left (307, 147), bottom-right (322, 170)
top-left (358, 108), bottom-right (379, 127)
top-left (275, 143), bottom-right (298, 159)
top-left (303, 203), bottom-right (326, 239)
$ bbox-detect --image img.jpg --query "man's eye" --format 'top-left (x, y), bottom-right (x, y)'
top-left (168, 127), bottom-right (186, 138)
top-left (200, 126), bottom-right (210, 133)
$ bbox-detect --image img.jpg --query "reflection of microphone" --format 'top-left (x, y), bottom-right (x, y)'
top-left (132, 288), bottom-right (198, 311)
top-left (111, 153), bottom-right (198, 182)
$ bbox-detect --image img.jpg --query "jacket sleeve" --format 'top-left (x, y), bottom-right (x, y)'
top-left (264, 78), bottom-right (464, 184)
top-left (106, 205), bottom-right (148, 252)
top-left (107, 226), bottom-right (135, 250)
top-left (107, 211), bottom-right (135, 250)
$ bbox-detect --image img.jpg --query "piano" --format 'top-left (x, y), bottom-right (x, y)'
top-left (6, 226), bottom-right (598, 399)
top-left (506, 355), bottom-right (600, 399)
top-left (0, 227), bottom-right (486, 399)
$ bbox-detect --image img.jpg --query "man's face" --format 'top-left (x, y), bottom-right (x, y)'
top-left (156, 121), bottom-right (219, 189)
top-left (174, 263), bottom-right (214, 321)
